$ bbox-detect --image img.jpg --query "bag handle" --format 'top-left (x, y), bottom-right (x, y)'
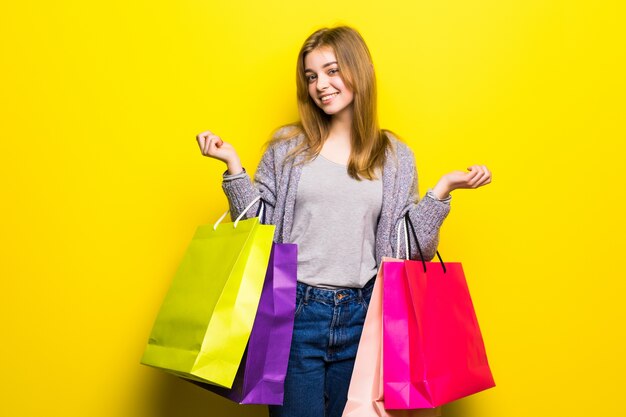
top-left (395, 217), bottom-right (410, 260)
top-left (404, 213), bottom-right (447, 274)
top-left (213, 195), bottom-right (262, 230)
top-left (255, 199), bottom-right (267, 225)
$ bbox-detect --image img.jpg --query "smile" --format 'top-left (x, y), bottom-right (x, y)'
top-left (320, 92), bottom-right (339, 103)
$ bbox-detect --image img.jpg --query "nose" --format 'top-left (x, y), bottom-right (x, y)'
top-left (316, 73), bottom-right (330, 91)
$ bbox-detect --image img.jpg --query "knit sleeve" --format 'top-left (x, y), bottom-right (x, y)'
top-left (221, 143), bottom-right (278, 222)
top-left (397, 145), bottom-right (451, 261)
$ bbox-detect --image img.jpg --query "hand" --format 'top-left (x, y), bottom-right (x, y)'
top-left (432, 165), bottom-right (492, 198)
top-left (196, 130), bottom-right (243, 174)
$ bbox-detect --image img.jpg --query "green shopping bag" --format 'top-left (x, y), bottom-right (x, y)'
top-left (141, 197), bottom-right (275, 388)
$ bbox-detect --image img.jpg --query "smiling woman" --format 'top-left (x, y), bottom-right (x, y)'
top-left (304, 47), bottom-right (355, 117)
top-left (292, 26), bottom-right (385, 178)
top-left (195, 25), bottom-right (492, 417)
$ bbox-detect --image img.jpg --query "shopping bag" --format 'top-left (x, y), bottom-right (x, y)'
top-left (382, 215), bottom-right (495, 409)
top-left (141, 196), bottom-right (275, 388)
top-left (342, 257), bottom-right (441, 417)
top-left (188, 241), bottom-right (298, 404)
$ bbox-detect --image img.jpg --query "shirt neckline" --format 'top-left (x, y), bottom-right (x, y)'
top-left (317, 153), bottom-right (348, 167)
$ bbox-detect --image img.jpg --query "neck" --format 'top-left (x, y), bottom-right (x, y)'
top-left (328, 105), bottom-right (353, 141)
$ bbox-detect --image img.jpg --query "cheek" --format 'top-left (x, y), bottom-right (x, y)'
top-left (341, 87), bottom-right (354, 103)
top-left (337, 79), bottom-right (352, 98)
top-left (344, 83), bottom-right (355, 100)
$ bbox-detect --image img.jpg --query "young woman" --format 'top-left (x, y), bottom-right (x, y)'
top-left (196, 26), bottom-right (491, 417)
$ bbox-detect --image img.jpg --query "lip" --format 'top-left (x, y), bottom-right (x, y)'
top-left (319, 92), bottom-right (339, 104)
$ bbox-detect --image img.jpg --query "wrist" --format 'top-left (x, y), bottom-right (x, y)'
top-left (226, 158), bottom-right (243, 175)
top-left (431, 179), bottom-right (452, 200)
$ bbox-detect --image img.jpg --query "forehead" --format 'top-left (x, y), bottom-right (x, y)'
top-left (304, 46), bottom-right (337, 71)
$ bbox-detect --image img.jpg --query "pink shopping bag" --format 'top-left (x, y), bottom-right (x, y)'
top-left (382, 217), bottom-right (495, 409)
top-left (342, 257), bottom-right (441, 417)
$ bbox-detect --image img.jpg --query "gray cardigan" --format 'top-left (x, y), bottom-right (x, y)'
top-left (222, 129), bottom-right (451, 265)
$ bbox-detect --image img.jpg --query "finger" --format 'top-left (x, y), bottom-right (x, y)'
top-left (197, 130), bottom-right (216, 154)
top-left (204, 136), bottom-right (214, 155)
top-left (475, 176), bottom-right (491, 188)
top-left (467, 165), bottom-right (482, 175)
top-left (464, 165), bottom-right (479, 178)
top-left (480, 165), bottom-right (492, 185)
top-left (468, 166), bottom-right (485, 187)
top-left (215, 137), bottom-right (224, 148)
top-left (208, 135), bottom-right (222, 154)
top-left (475, 166), bottom-right (492, 187)
top-left (197, 130), bottom-right (214, 139)
top-left (196, 131), bottom-right (212, 145)
top-left (474, 174), bottom-right (489, 188)
top-left (465, 165), bottom-right (481, 181)
top-left (196, 135), bottom-right (205, 152)
top-left (460, 171), bottom-right (478, 188)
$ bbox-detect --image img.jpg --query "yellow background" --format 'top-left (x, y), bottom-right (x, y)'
top-left (1, 1), bottom-right (625, 416)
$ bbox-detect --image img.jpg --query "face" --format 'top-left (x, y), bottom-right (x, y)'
top-left (303, 46), bottom-right (354, 117)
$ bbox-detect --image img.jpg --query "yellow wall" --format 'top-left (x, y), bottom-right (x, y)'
top-left (2, 1), bottom-right (625, 416)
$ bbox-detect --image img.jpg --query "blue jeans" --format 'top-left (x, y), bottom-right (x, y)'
top-left (268, 277), bottom-right (375, 417)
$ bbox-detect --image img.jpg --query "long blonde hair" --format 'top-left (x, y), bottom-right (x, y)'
top-left (272, 26), bottom-right (393, 180)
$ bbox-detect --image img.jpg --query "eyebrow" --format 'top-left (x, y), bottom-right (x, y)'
top-left (304, 61), bottom-right (338, 73)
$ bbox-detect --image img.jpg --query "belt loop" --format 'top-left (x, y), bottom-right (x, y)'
top-left (304, 285), bottom-right (312, 303)
top-left (357, 288), bottom-right (363, 302)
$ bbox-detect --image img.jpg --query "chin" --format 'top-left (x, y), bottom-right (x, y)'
top-left (320, 105), bottom-right (345, 115)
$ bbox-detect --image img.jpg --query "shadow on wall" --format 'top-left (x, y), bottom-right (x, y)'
top-left (442, 399), bottom-right (475, 417)
top-left (145, 369), bottom-right (475, 417)
top-left (150, 372), bottom-right (268, 417)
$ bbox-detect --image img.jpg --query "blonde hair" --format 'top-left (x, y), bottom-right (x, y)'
top-left (272, 26), bottom-right (395, 180)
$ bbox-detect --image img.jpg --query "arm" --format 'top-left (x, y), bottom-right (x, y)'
top-left (392, 146), bottom-right (493, 261)
top-left (196, 129), bottom-right (278, 222)
top-left (221, 144), bottom-right (278, 221)
top-left (394, 146), bottom-right (451, 261)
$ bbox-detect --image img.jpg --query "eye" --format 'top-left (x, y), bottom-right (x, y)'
top-left (329, 68), bottom-right (339, 75)
top-left (306, 74), bottom-right (317, 83)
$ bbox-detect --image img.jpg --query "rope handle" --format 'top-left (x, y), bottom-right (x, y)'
top-left (213, 195), bottom-right (262, 230)
top-left (402, 213), bottom-right (447, 274)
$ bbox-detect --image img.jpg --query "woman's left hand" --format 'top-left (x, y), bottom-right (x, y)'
top-left (431, 165), bottom-right (492, 199)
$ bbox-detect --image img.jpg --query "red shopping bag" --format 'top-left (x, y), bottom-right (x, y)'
top-left (343, 257), bottom-right (441, 417)
top-left (383, 215), bottom-right (495, 409)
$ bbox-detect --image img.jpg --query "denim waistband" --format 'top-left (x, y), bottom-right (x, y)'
top-left (296, 276), bottom-right (375, 306)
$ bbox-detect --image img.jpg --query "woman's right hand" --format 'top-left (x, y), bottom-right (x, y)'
top-left (196, 130), bottom-right (243, 174)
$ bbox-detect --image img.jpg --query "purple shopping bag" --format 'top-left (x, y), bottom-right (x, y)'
top-left (188, 242), bottom-right (298, 404)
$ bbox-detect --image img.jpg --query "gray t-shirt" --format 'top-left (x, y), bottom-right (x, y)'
top-left (289, 154), bottom-right (383, 289)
